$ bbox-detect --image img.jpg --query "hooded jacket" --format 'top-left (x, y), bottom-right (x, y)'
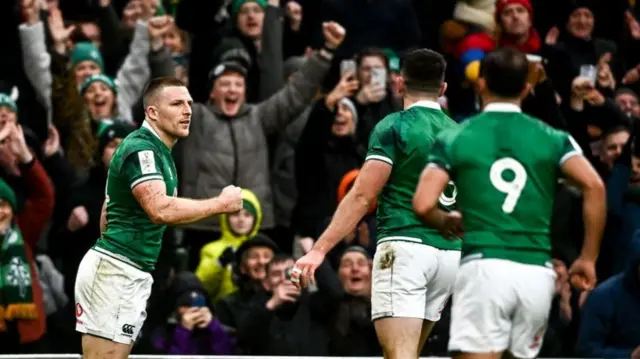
top-left (575, 236), bottom-right (640, 358)
top-left (195, 189), bottom-right (262, 302)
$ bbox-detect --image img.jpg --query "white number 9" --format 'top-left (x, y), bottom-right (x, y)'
top-left (489, 157), bottom-right (527, 214)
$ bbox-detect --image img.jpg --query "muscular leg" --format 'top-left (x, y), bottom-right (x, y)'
top-left (417, 319), bottom-right (436, 355)
top-left (82, 334), bottom-right (132, 359)
top-left (375, 317), bottom-right (424, 359)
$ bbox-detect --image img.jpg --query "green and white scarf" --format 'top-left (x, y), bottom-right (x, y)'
top-left (0, 225), bottom-right (36, 331)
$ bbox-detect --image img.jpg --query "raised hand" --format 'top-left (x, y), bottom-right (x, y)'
top-left (48, 7), bottom-right (76, 54)
top-left (20, 0), bottom-right (40, 25)
top-left (322, 22), bottom-right (346, 50)
top-left (42, 125), bottom-right (60, 158)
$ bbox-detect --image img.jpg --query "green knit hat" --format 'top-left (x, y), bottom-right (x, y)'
top-left (80, 74), bottom-right (117, 95)
top-left (231, 0), bottom-right (267, 16)
top-left (71, 42), bottom-right (104, 70)
top-left (242, 199), bottom-right (258, 218)
top-left (0, 93), bottom-right (17, 114)
top-left (0, 178), bottom-right (17, 211)
top-left (382, 48), bottom-right (400, 72)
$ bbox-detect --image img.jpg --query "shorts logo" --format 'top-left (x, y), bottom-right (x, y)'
top-left (75, 303), bottom-right (83, 317)
top-left (121, 324), bottom-right (135, 336)
top-left (138, 151), bottom-right (156, 174)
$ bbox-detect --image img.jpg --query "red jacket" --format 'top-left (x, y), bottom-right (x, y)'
top-left (14, 159), bottom-right (55, 343)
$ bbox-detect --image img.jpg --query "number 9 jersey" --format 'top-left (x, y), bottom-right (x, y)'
top-left (427, 104), bottom-right (582, 267)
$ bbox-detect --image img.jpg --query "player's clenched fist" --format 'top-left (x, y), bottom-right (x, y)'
top-left (218, 185), bottom-right (243, 213)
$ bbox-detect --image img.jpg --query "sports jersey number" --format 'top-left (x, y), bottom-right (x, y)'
top-left (489, 157), bottom-right (527, 214)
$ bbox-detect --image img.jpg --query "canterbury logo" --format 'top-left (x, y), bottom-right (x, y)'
top-left (121, 324), bottom-right (135, 335)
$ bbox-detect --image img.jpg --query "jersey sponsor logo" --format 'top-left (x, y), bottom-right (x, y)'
top-left (439, 181), bottom-right (458, 206)
top-left (138, 151), bottom-right (157, 175)
top-left (121, 324), bottom-right (135, 336)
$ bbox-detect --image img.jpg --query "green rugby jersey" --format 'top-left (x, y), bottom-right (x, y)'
top-left (427, 103), bottom-right (582, 266)
top-left (93, 122), bottom-right (178, 271)
top-left (367, 101), bottom-right (461, 250)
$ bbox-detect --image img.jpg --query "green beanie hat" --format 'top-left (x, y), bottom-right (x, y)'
top-left (382, 48), bottom-right (400, 72)
top-left (0, 178), bottom-right (17, 211)
top-left (80, 74), bottom-right (117, 95)
top-left (231, 0), bottom-right (267, 17)
top-left (242, 199), bottom-right (258, 218)
top-left (71, 42), bottom-right (104, 70)
top-left (0, 93), bottom-right (17, 114)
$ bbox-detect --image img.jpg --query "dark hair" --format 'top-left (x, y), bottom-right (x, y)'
top-left (604, 125), bottom-right (631, 138)
top-left (480, 48), bottom-right (529, 98)
top-left (142, 77), bottom-right (186, 108)
top-left (266, 253), bottom-right (294, 274)
top-left (355, 47), bottom-right (389, 69)
top-left (401, 49), bottom-right (446, 95)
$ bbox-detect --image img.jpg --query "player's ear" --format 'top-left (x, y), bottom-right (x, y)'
top-left (395, 76), bottom-right (406, 96)
top-left (474, 77), bottom-right (487, 95)
top-left (145, 105), bottom-right (159, 122)
top-left (439, 82), bottom-right (448, 97)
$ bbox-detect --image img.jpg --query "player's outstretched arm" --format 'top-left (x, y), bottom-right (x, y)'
top-left (133, 181), bottom-right (242, 225)
top-left (413, 165), bottom-right (461, 237)
top-left (292, 159), bottom-right (391, 288)
top-left (313, 160), bottom-right (391, 255)
top-left (561, 156), bottom-right (606, 262)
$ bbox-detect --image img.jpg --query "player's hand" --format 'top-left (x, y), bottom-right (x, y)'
top-left (631, 345), bottom-right (640, 359)
top-left (568, 256), bottom-right (597, 291)
top-left (441, 210), bottom-right (464, 239)
top-left (266, 281), bottom-right (301, 310)
top-left (67, 206), bottom-right (89, 232)
top-left (179, 307), bottom-right (200, 331)
top-left (217, 185), bottom-right (242, 213)
top-left (290, 248), bottom-right (324, 288)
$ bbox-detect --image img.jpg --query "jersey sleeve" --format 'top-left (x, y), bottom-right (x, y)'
top-left (366, 122), bottom-right (397, 166)
top-left (427, 129), bottom-right (457, 174)
top-left (558, 134), bottom-right (583, 166)
top-left (122, 150), bottom-right (166, 189)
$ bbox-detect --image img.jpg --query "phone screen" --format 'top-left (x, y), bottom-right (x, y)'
top-left (340, 60), bottom-right (356, 76)
top-left (371, 67), bottom-right (387, 87)
top-left (191, 295), bottom-right (206, 307)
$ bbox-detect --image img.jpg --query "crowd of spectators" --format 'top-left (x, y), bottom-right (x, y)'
top-left (0, 0), bottom-right (639, 357)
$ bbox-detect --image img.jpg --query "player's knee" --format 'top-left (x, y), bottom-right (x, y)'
top-left (82, 334), bottom-right (130, 359)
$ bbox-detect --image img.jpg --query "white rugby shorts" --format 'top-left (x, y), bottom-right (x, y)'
top-left (371, 240), bottom-right (460, 321)
top-left (75, 249), bottom-right (153, 344)
top-left (448, 258), bottom-right (556, 359)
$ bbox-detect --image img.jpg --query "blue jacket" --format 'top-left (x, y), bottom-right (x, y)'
top-left (575, 236), bottom-right (640, 358)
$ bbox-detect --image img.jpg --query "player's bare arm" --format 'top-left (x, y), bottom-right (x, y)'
top-left (292, 160), bottom-right (391, 287)
top-left (561, 155), bottom-right (606, 290)
top-left (99, 201), bottom-right (107, 234)
top-left (413, 165), bottom-right (462, 237)
top-left (315, 160), bottom-right (391, 254)
top-left (132, 180), bottom-right (242, 225)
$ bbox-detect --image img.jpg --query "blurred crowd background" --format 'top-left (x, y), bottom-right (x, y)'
top-left (0, 0), bottom-right (639, 357)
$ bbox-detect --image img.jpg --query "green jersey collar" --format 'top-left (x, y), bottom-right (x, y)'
top-left (141, 120), bottom-right (172, 151)
top-left (142, 120), bottom-right (163, 139)
top-left (483, 103), bottom-right (522, 113)
top-left (408, 100), bottom-right (441, 111)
